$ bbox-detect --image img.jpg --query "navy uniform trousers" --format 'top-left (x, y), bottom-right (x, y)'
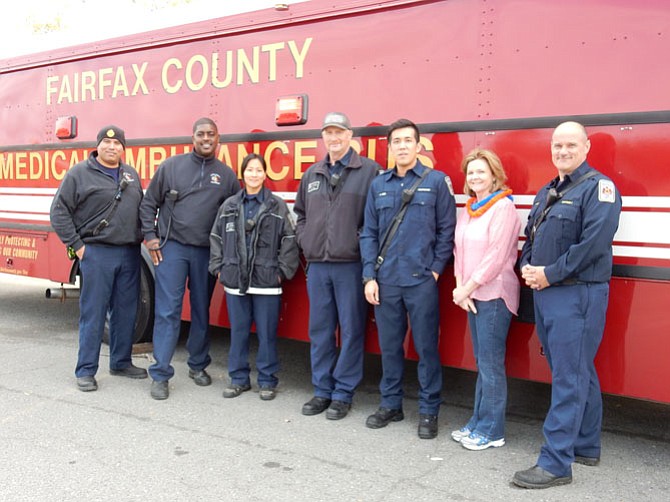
top-left (534, 282), bottom-right (609, 477)
top-left (306, 261), bottom-right (367, 403)
top-left (76, 243), bottom-right (140, 377)
top-left (225, 292), bottom-right (282, 389)
top-left (149, 240), bottom-right (214, 381)
top-left (374, 277), bottom-right (442, 415)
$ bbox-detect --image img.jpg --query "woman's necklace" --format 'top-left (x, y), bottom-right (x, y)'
top-left (466, 189), bottom-right (513, 217)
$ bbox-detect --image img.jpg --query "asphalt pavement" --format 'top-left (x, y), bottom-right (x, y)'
top-left (0, 274), bottom-right (669, 501)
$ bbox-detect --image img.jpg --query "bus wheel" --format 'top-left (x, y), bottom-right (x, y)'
top-left (102, 260), bottom-right (154, 345)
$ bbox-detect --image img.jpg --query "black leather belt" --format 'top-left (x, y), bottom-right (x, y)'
top-left (554, 279), bottom-right (602, 286)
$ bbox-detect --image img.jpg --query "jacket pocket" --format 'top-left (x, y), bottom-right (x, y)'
top-left (406, 189), bottom-right (437, 230)
top-left (252, 257), bottom-right (280, 288)
top-left (410, 189), bottom-right (437, 209)
top-left (547, 203), bottom-right (579, 244)
top-left (220, 257), bottom-right (240, 288)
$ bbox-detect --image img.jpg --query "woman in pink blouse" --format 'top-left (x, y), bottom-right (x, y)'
top-left (451, 148), bottom-right (521, 451)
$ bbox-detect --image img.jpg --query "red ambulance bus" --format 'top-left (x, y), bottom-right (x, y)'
top-left (1, 0), bottom-right (669, 403)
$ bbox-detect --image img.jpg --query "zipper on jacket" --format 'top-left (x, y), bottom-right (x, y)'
top-left (248, 210), bottom-right (269, 288)
top-left (199, 158), bottom-right (205, 188)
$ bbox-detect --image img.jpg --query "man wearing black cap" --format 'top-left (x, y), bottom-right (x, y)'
top-left (293, 112), bottom-right (381, 420)
top-left (140, 118), bottom-right (239, 400)
top-left (51, 125), bottom-right (147, 392)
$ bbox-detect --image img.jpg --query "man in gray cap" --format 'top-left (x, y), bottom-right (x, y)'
top-left (51, 125), bottom-right (146, 392)
top-left (294, 112), bottom-right (381, 420)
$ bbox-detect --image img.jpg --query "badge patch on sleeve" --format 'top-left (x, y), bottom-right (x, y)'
top-left (444, 175), bottom-right (455, 196)
top-left (598, 179), bottom-right (615, 203)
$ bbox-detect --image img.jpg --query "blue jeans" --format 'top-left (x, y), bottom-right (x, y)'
top-left (149, 240), bottom-right (213, 381)
top-left (306, 262), bottom-right (367, 403)
top-left (225, 293), bottom-right (281, 388)
top-left (76, 244), bottom-right (140, 377)
top-left (374, 278), bottom-right (442, 415)
top-left (465, 298), bottom-right (512, 441)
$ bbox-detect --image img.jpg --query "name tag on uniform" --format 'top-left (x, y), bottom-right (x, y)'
top-left (598, 179), bottom-right (616, 203)
top-left (417, 187), bottom-right (432, 192)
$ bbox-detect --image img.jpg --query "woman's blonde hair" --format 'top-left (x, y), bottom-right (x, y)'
top-left (461, 148), bottom-right (509, 197)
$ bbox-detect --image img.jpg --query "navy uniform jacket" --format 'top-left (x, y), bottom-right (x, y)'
top-left (140, 151), bottom-right (239, 248)
top-left (520, 161), bottom-right (622, 284)
top-left (50, 152), bottom-right (143, 252)
top-left (360, 160), bottom-right (457, 287)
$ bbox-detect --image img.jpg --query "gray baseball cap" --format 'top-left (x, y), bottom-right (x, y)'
top-left (321, 112), bottom-right (351, 130)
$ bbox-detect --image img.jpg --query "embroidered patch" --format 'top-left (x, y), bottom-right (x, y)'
top-left (308, 181), bottom-right (320, 193)
top-left (122, 172), bottom-right (134, 183)
top-left (444, 175), bottom-right (455, 196)
top-left (225, 222), bottom-right (236, 232)
top-left (210, 173), bottom-right (221, 185)
top-left (598, 179), bottom-right (615, 203)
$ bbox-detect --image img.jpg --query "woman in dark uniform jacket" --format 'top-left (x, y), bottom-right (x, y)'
top-left (209, 154), bottom-right (299, 400)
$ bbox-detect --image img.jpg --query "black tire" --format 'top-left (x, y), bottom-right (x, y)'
top-left (102, 259), bottom-right (154, 345)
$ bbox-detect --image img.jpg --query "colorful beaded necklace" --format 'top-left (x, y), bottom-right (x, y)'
top-left (466, 189), bottom-right (513, 217)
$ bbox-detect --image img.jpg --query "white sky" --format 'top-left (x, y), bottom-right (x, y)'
top-left (0, 0), bottom-right (292, 59)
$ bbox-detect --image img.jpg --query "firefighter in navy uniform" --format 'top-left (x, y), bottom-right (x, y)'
top-left (293, 112), bottom-right (381, 420)
top-left (513, 121), bottom-right (622, 489)
top-left (360, 119), bottom-right (457, 439)
top-left (209, 154), bottom-right (299, 401)
top-left (140, 118), bottom-right (239, 400)
top-left (50, 125), bottom-right (146, 392)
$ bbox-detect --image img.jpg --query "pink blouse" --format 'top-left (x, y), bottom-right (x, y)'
top-left (454, 196), bottom-right (521, 314)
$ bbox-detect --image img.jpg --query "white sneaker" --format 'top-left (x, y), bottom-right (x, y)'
top-left (461, 432), bottom-right (505, 451)
top-left (450, 427), bottom-right (472, 442)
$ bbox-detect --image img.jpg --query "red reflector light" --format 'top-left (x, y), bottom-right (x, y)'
top-left (275, 94), bottom-right (308, 126)
top-left (55, 116), bottom-right (78, 139)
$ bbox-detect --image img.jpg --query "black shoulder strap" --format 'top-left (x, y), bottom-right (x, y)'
top-left (153, 189), bottom-right (179, 250)
top-left (82, 177), bottom-right (130, 237)
top-left (91, 178), bottom-right (130, 236)
top-left (530, 169), bottom-right (598, 243)
top-left (328, 164), bottom-right (353, 199)
top-left (374, 167), bottom-right (432, 271)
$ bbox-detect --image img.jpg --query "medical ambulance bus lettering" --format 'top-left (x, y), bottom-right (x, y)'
top-left (0, 136), bottom-right (435, 187)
